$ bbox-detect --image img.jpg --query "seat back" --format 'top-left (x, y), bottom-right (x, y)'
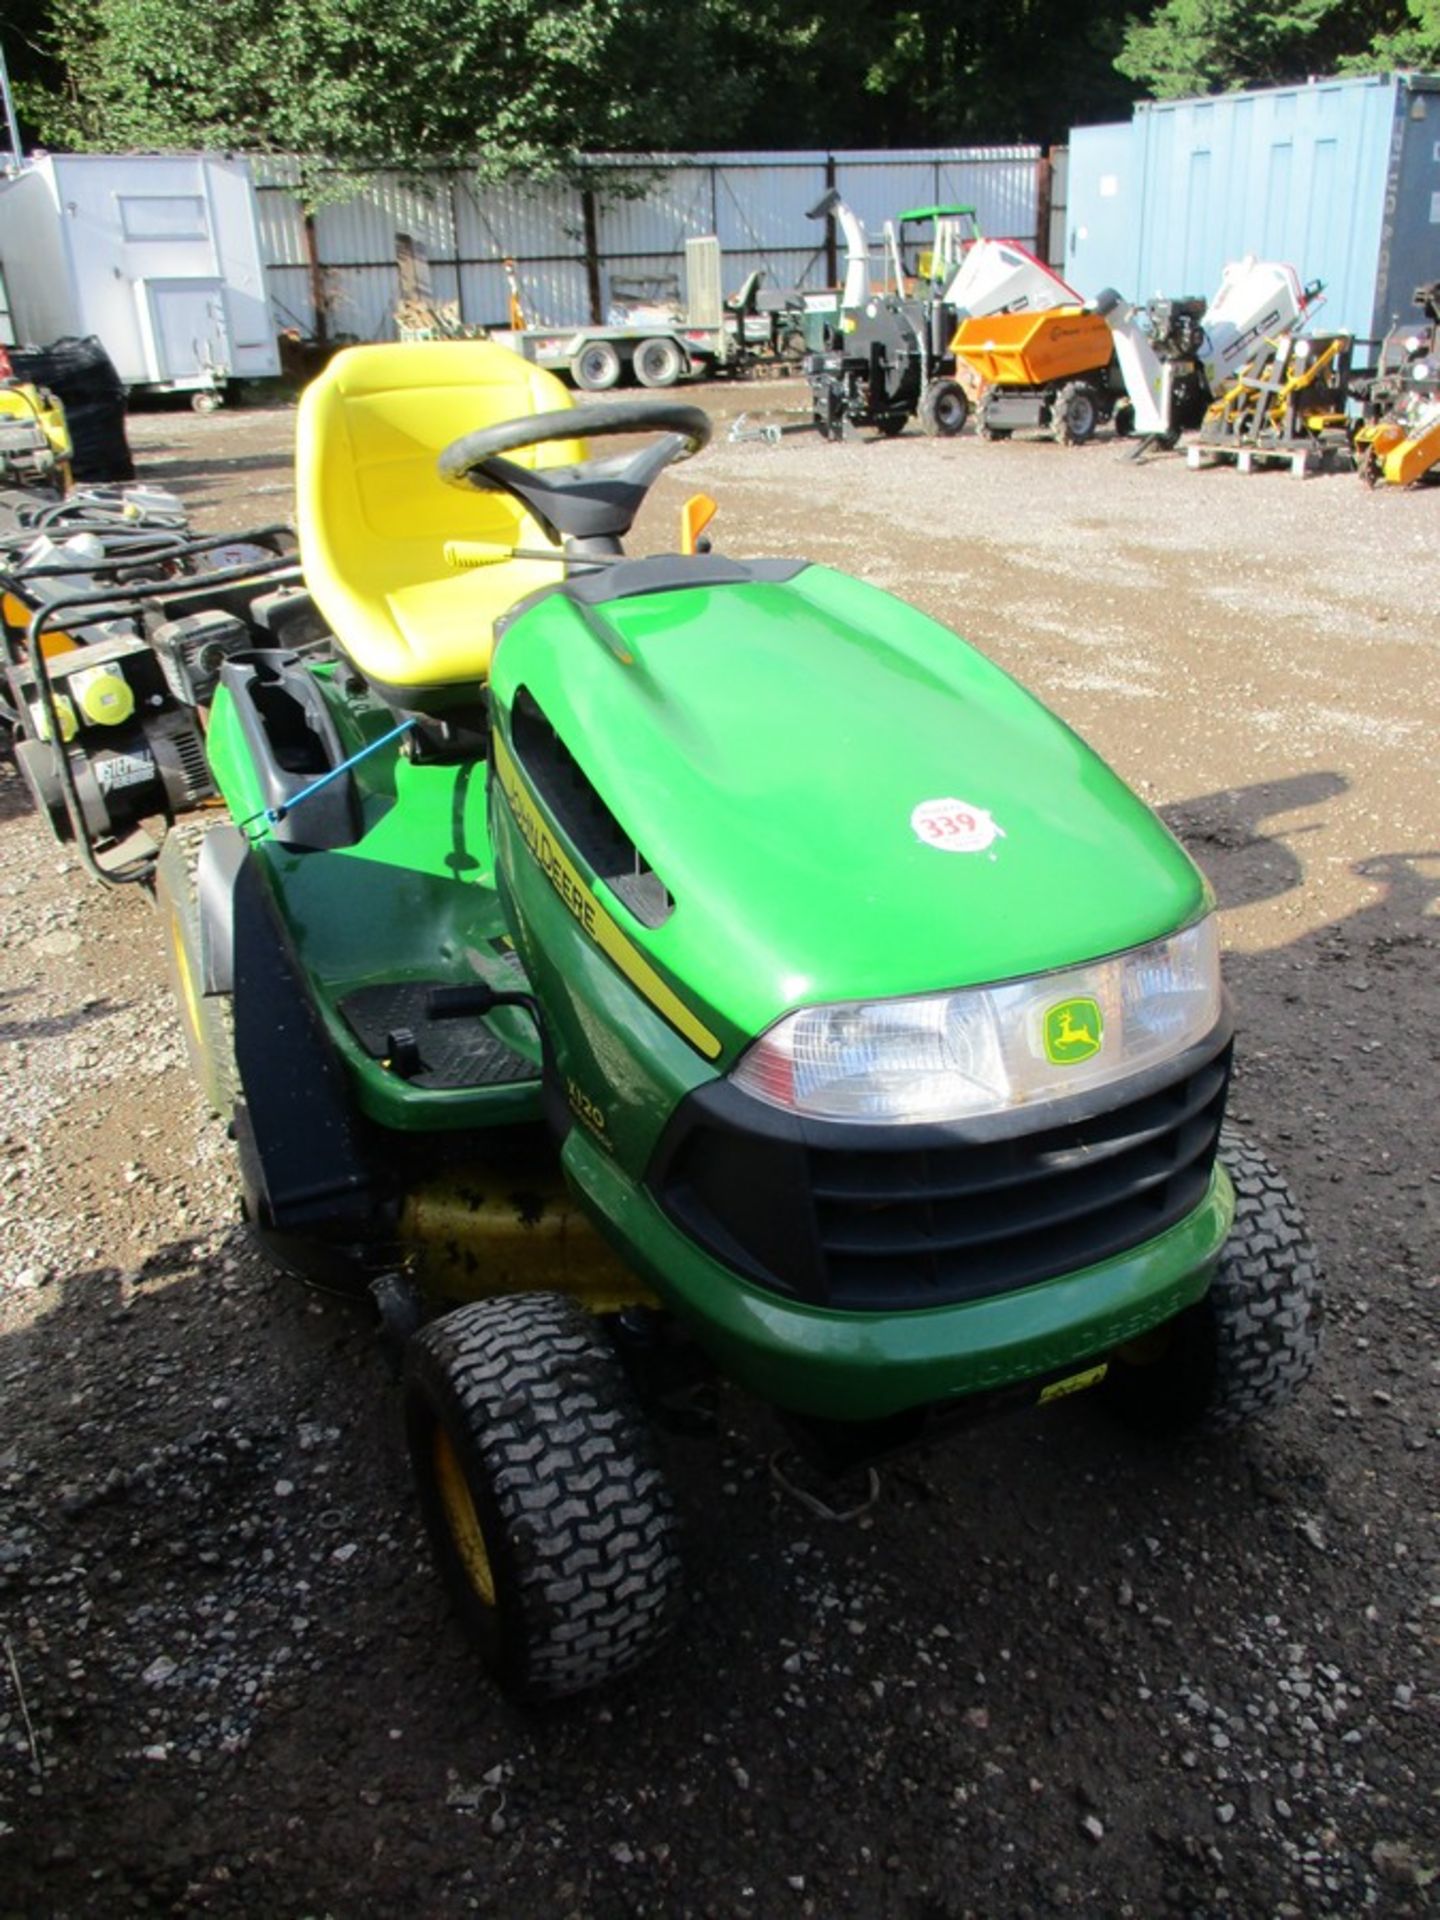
top-left (296, 341), bottom-right (585, 703)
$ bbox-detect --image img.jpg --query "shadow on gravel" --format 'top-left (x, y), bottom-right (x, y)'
top-left (0, 757), bottom-right (37, 828)
top-left (118, 450), bottom-right (293, 515)
top-left (1161, 770), bottom-right (1349, 910)
top-left (0, 989), bottom-right (133, 1043)
top-left (138, 452), bottom-right (290, 484)
top-left (1, 773), bottom-right (1436, 1919)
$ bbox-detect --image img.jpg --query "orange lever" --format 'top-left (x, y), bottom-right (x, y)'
top-left (680, 493), bottom-right (717, 555)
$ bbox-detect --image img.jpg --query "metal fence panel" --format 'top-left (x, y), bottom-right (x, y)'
top-left (266, 264), bottom-right (316, 335)
top-left (934, 154), bottom-right (1043, 241)
top-left (452, 174), bottom-right (585, 262)
top-left (253, 184), bottom-right (308, 270)
top-left (712, 159), bottom-right (829, 256)
top-left (254, 146), bottom-right (1049, 341)
top-left (834, 161), bottom-right (948, 235)
top-left (316, 264), bottom-right (408, 341)
top-left (596, 167), bottom-right (716, 257)
top-left (312, 172), bottom-right (456, 262)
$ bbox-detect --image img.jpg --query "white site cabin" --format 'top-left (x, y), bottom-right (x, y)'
top-left (0, 153), bottom-right (278, 404)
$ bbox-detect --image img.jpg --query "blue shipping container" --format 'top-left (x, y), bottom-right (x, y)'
top-left (1065, 71), bottom-right (1440, 345)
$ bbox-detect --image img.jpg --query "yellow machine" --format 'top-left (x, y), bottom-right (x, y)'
top-left (1190, 333), bottom-right (1353, 475)
top-left (951, 307), bottom-right (1123, 443)
top-left (1353, 408), bottom-right (1440, 486)
top-left (0, 379), bottom-right (72, 494)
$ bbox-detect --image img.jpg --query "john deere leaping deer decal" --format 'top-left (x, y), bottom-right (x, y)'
top-left (1043, 996), bottom-right (1103, 1065)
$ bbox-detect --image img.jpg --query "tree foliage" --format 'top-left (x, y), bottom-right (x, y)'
top-left (9, 0), bottom-right (1438, 189)
top-left (1116, 0), bottom-right (1413, 100)
top-left (14, 0), bottom-right (1140, 182)
top-left (19, 0), bottom-right (768, 183)
top-left (1352, 0), bottom-right (1440, 67)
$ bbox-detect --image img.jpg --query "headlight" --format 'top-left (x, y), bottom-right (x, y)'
top-left (730, 916), bottom-right (1221, 1125)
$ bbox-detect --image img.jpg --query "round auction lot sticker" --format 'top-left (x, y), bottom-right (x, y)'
top-left (910, 797), bottom-right (1005, 854)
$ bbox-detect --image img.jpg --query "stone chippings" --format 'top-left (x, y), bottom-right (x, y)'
top-left (1, 390), bottom-right (1437, 1916)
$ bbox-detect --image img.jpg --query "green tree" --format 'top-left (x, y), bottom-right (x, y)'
top-left (1115, 0), bottom-right (1408, 99)
top-left (19, 0), bottom-right (1142, 175)
top-left (709, 0), bottom-right (1137, 148)
top-left (1351, 0), bottom-right (1440, 66)
top-left (20, 0), bottom-right (765, 189)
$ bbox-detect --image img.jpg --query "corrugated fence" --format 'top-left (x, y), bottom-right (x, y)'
top-left (253, 148), bottom-right (1048, 341)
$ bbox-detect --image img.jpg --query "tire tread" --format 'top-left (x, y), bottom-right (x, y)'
top-left (406, 1293), bottom-right (681, 1699)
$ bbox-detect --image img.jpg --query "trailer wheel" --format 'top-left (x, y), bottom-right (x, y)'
top-left (191, 390), bottom-right (222, 414)
top-left (1103, 1127), bottom-right (1323, 1437)
top-left (918, 378), bottom-right (969, 438)
top-left (1053, 382), bottom-right (1101, 446)
top-left (571, 340), bottom-right (623, 392)
top-left (633, 338), bottom-right (685, 388)
top-left (406, 1293), bottom-right (683, 1700)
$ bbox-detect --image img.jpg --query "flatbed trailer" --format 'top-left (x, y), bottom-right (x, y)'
top-left (489, 317), bottom-right (739, 391)
top-left (491, 235), bottom-right (796, 390)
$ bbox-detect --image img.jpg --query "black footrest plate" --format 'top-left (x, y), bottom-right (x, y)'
top-left (339, 982), bottom-right (537, 1092)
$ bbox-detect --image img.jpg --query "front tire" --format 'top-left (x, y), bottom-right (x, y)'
top-left (1104, 1127), bottom-right (1323, 1436)
top-left (571, 340), bottom-right (623, 392)
top-left (918, 378), bottom-right (969, 438)
top-left (405, 1293), bottom-right (683, 1700)
top-left (1053, 380), bottom-right (1101, 446)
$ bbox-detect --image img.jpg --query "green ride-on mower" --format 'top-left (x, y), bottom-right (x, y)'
top-left (161, 340), bottom-right (1321, 1701)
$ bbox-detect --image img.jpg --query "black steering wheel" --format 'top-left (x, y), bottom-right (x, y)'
top-left (437, 399), bottom-right (712, 545)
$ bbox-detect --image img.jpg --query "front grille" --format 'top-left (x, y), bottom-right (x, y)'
top-left (652, 1039), bottom-right (1231, 1312)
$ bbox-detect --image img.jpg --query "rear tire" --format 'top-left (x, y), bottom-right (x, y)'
top-left (633, 338), bottom-right (684, 388)
top-left (405, 1293), bottom-right (683, 1700)
top-left (1104, 1126), bottom-right (1323, 1436)
top-left (571, 340), bottom-right (623, 392)
top-left (1053, 381), bottom-right (1101, 447)
top-left (918, 378), bottom-right (969, 438)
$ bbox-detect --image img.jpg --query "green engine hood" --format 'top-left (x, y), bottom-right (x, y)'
top-left (491, 562), bottom-right (1207, 1055)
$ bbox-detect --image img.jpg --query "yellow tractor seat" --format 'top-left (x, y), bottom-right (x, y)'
top-left (295, 341), bottom-right (585, 706)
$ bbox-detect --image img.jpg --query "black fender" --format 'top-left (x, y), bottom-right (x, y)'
top-left (196, 822), bottom-right (247, 994)
top-left (228, 850), bottom-right (374, 1242)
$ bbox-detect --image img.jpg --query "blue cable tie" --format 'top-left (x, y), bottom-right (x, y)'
top-left (264, 716), bottom-right (420, 827)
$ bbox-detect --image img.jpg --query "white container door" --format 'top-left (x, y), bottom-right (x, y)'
top-left (143, 279), bottom-right (232, 383)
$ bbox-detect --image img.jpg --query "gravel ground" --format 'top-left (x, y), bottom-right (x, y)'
top-left (1, 381), bottom-right (1436, 1918)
